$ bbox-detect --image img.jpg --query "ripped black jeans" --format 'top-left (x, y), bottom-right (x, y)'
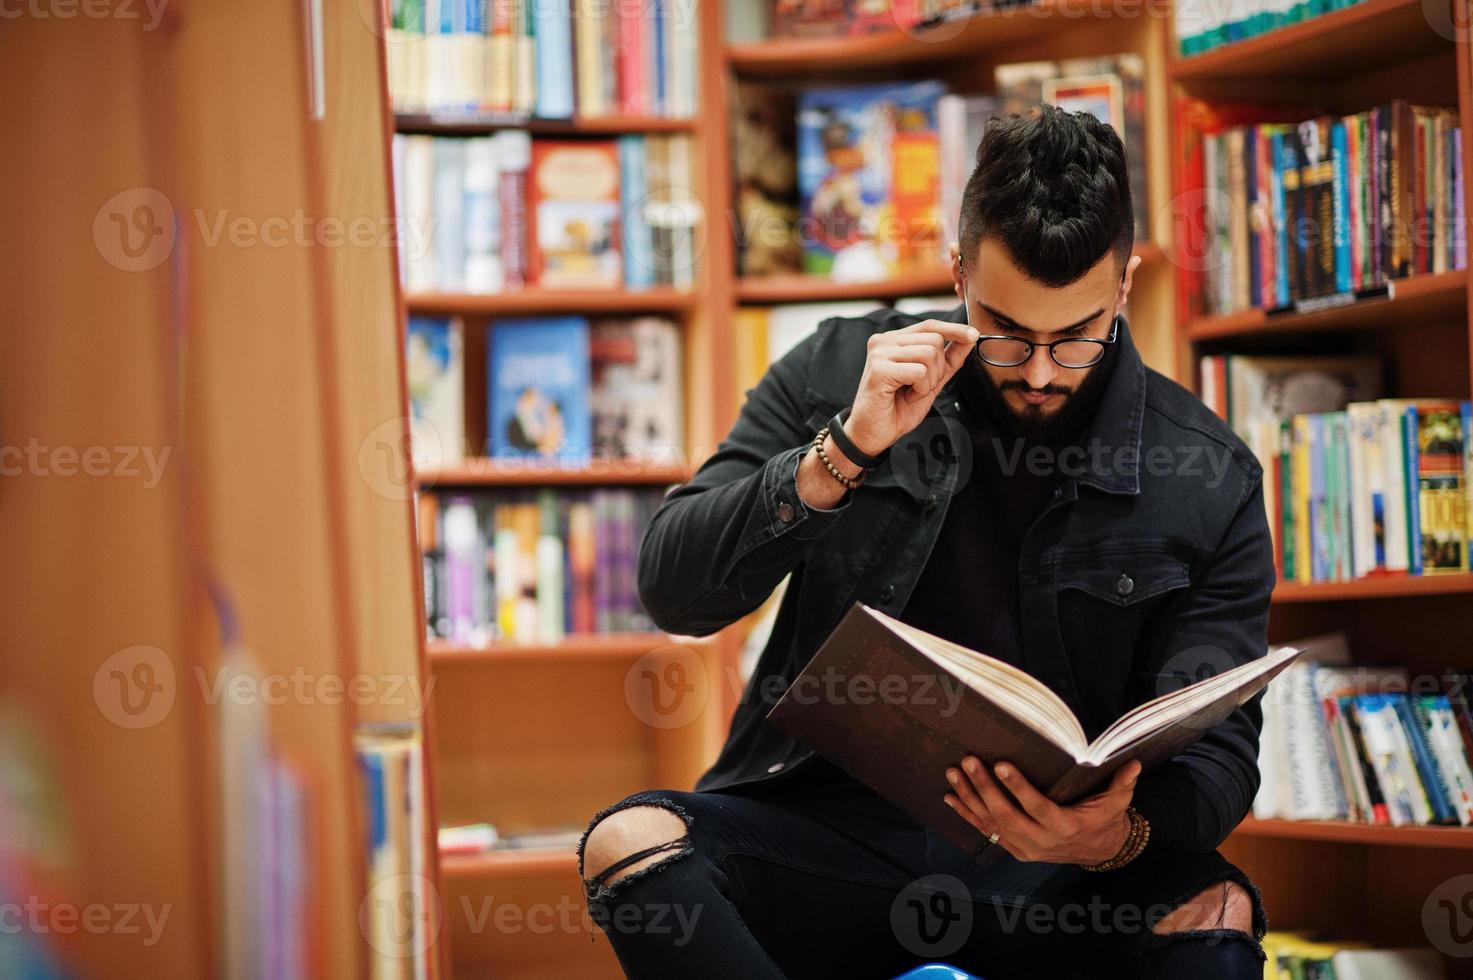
top-left (578, 765), bottom-right (1267, 980)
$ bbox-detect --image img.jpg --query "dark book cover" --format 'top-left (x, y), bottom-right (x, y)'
top-left (767, 604), bottom-right (1300, 862)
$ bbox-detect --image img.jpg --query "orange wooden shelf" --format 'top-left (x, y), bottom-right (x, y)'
top-left (441, 848), bottom-right (580, 878)
top-left (727, 0), bottom-right (1139, 77)
top-left (428, 633), bottom-right (674, 664)
top-left (394, 112), bottom-right (696, 135)
top-left (416, 459), bottom-right (693, 487)
top-left (1272, 572), bottom-right (1473, 603)
top-left (1170, 0), bottom-right (1450, 81)
top-left (1184, 269), bottom-right (1467, 341)
top-left (405, 287), bottom-right (697, 316)
top-left (736, 265), bottom-right (956, 304)
top-left (1233, 817), bottom-right (1473, 848)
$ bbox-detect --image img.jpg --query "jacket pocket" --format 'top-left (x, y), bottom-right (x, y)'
top-left (1052, 551), bottom-right (1192, 738)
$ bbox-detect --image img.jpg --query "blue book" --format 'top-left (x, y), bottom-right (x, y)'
top-left (1392, 695), bottom-right (1456, 823)
top-left (487, 317), bottom-right (591, 461)
top-left (619, 136), bottom-right (655, 289)
top-left (1331, 120), bottom-right (1351, 294)
top-left (1272, 131), bottom-right (1291, 306)
top-left (1310, 414), bottom-right (1328, 581)
top-left (433, 138), bottom-right (467, 290)
top-left (651, 0), bottom-right (667, 116)
top-left (533, 0), bottom-right (574, 119)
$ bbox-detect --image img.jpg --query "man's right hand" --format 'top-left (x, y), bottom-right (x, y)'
top-left (843, 320), bottom-right (979, 460)
top-left (796, 320), bottom-right (978, 511)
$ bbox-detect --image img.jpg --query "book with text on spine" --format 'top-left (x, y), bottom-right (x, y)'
top-left (768, 604), bottom-right (1302, 864)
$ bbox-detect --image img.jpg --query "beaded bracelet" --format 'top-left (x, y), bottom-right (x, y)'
top-left (1080, 807), bottom-right (1150, 872)
top-left (811, 427), bottom-right (866, 491)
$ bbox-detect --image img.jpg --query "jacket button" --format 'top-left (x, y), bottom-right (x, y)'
top-left (1115, 574), bottom-right (1134, 597)
top-left (776, 502), bottom-right (795, 523)
top-left (767, 762), bottom-right (786, 774)
top-left (879, 584), bottom-right (896, 604)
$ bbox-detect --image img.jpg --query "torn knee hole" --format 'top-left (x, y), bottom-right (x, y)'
top-left (1152, 881), bottom-right (1254, 936)
top-left (580, 804), bottom-right (692, 893)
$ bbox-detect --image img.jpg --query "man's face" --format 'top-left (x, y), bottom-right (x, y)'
top-left (950, 237), bottom-right (1138, 426)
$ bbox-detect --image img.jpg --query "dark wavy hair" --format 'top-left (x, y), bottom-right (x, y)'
top-left (958, 104), bottom-right (1133, 287)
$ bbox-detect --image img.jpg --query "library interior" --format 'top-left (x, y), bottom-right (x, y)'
top-left (6, 0), bottom-right (1473, 976)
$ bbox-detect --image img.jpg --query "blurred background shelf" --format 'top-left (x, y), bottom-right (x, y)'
top-left (427, 634), bottom-right (675, 664)
top-left (1272, 572), bottom-right (1473, 603)
top-left (1169, 0), bottom-right (1450, 82)
top-left (1185, 270), bottom-right (1467, 341)
top-left (405, 288), bottom-right (698, 316)
top-left (416, 460), bottom-right (694, 488)
top-left (1234, 818), bottom-right (1473, 849)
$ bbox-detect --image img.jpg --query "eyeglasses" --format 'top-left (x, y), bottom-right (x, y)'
top-left (973, 315), bottom-right (1120, 369)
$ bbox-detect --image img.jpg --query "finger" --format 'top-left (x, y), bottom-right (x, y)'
top-left (1078, 762), bottom-right (1140, 809)
top-left (939, 336), bottom-right (973, 383)
top-left (993, 762), bottom-right (1062, 827)
top-left (908, 319), bottom-right (978, 348)
top-left (872, 359), bottom-right (927, 391)
top-left (962, 757), bottom-right (1041, 835)
top-left (943, 793), bottom-right (992, 838)
top-left (946, 766), bottom-right (991, 822)
top-left (885, 344), bottom-right (947, 392)
top-left (886, 329), bottom-right (946, 349)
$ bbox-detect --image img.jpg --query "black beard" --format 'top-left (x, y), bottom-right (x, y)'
top-left (959, 338), bottom-right (1119, 447)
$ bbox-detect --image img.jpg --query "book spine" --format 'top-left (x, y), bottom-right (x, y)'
top-left (1271, 131), bottom-right (1290, 307)
top-left (1405, 405), bottom-right (1423, 574)
top-left (1280, 419), bottom-right (1295, 581)
top-left (1332, 120), bottom-right (1351, 294)
top-left (1396, 695), bottom-right (1456, 823)
top-left (533, 0), bottom-right (574, 118)
top-left (495, 132), bottom-right (530, 289)
top-left (1344, 698), bottom-right (1391, 825)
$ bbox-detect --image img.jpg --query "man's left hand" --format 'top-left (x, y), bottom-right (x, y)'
top-left (943, 757), bottom-right (1142, 865)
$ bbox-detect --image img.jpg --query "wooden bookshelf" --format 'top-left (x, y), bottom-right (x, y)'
top-left (427, 633), bottom-right (673, 663)
top-left (1169, 0), bottom-right (1447, 81)
top-left (405, 286), bottom-right (697, 316)
top-left (1170, 0), bottom-right (1473, 957)
top-left (416, 459), bottom-right (694, 488)
top-left (736, 265), bottom-right (956, 304)
top-left (1185, 269), bottom-right (1467, 340)
top-left (1235, 818), bottom-right (1473, 849)
top-left (441, 849), bottom-right (580, 878)
top-left (1272, 571), bottom-right (1473, 602)
top-left (394, 112), bottom-right (697, 135)
top-left (726, 0), bottom-right (1145, 76)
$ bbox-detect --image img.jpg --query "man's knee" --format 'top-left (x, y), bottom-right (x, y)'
top-left (580, 803), bottom-right (691, 891)
top-left (1152, 880), bottom-right (1254, 935)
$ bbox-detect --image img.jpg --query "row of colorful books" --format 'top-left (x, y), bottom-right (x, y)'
top-left (1201, 353), bottom-right (1472, 579)
top-left (1184, 100), bottom-right (1465, 320)
top-left (383, 0), bottom-right (698, 118)
top-left (1256, 636), bottom-right (1473, 828)
top-left (1261, 931), bottom-right (1445, 979)
top-left (770, 0), bottom-right (1027, 38)
top-left (770, 56), bottom-right (1148, 281)
top-left (407, 315), bottom-right (683, 466)
top-left (417, 487), bottom-right (665, 644)
top-left (1176, 0), bottom-right (1365, 57)
top-left (356, 724), bottom-right (433, 979)
top-left (392, 132), bottom-right (698, 294)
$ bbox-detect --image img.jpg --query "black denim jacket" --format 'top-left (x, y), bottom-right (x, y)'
top-left (637, 304), bottom-right (1276, 854)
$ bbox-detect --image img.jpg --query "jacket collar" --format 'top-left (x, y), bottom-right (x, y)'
top-left (936, 303), bottom-right (1146, 496)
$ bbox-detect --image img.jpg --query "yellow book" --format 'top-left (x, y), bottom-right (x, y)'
top-left (1292, 415), bottom-right (1313, 583)
top-left (733, 307), bottom-right (770, 416)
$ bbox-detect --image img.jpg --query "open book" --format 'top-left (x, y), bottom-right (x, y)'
top-left (767, 604), bottom-right (1302, 863)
